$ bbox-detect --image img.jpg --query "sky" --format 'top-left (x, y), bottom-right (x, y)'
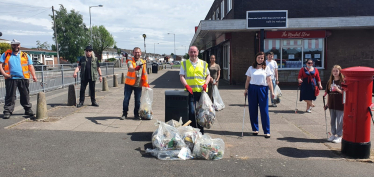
top-left (0, 0), bottom-right (213, 56)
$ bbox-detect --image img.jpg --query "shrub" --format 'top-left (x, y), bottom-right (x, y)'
top-left (106, 58), bottom-right (116, 62)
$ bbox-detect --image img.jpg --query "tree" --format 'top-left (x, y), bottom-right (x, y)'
top-left (91, 25), bottom-right (115, 62)
top-left (36, 40), bottom-right (50, 50)
top-left (0, 43), bottom-right (11, 54)
top-left (113, 45), bottom-right (121, 55)
top-left (51, 44), bottom-right (56, 51)
top-left (183, 53), bottom-right (189, 59)
top-left (51, 5), bottom-right (89, 63)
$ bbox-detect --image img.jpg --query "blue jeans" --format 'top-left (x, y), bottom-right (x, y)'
top-left (269, 79), bottom-right (276, 104)
top-left (189, 92), bottom-right (204, 134)
top-left (122, 84), bottom-right (142, 116)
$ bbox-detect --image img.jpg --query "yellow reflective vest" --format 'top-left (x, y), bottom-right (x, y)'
top-left (182, 59), bottom-right (208, 92)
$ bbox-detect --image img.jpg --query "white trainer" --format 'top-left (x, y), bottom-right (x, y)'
top-left (306, 108), bottom-right (312, 113)
top-left (327, 135), bottom-right (336, 142)
top-left (332, 137), bottom-right (342, 143)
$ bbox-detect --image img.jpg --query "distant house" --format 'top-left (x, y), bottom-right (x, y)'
top-left (0, 39), bottom-right (11, 44)
top-left (101, 48), bottom-right (120, 61)
top-left (20, 47), bottom-right (64, 66)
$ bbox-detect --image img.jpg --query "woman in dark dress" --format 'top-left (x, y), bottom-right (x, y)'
top-left (298, 59), bottom-right (323, 113)
top-left (208, 55), bottom-right (221, 101)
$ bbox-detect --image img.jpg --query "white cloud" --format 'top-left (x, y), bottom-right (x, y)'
top-left (0, 0), bottom-right (213, 55)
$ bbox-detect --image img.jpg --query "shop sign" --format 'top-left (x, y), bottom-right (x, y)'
top-left (266, 30), bottom-right (326, 39)
top-left (247, 10), bottom-right (288, 29)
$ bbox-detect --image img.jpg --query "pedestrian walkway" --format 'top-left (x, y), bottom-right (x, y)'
top-left (5, 68), bottom-right (374, 161)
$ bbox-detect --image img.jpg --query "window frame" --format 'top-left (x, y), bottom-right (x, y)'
top-left (221, 1), bottom-right (225, 19)
top-left (227, 0), bottom-right (232, 14)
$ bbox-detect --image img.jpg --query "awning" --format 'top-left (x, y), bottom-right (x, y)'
top-left (191, 16), bottom-right (374, 50)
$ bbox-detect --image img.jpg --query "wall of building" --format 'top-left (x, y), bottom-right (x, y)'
top-left (324, 29), bottom-right (374, 81)
top-left (234, 0), bottom-right (374, 19)
top-left (230, 31), bottom-right (256, 85)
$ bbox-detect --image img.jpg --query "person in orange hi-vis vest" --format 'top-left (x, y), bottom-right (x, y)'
top-left (0, 39), bottom-right (37, 119)
top-left (121, 47), bottom-right (149, 120)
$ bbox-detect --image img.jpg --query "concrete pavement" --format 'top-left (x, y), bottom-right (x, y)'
top-left (2, 67), bottom-right (374, 176)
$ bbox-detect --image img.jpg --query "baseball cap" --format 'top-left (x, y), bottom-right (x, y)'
top-left (11, 39), bottom-right (20, 45)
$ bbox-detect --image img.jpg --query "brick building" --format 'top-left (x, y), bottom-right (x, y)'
top-left (190, 0), bottom-right (374, 85)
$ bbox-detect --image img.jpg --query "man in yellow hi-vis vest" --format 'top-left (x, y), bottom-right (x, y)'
top-left (180, 46), bottom-right (211, 134)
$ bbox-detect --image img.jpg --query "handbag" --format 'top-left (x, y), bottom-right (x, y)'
top-left (315, 86), bottom-right (319, 96)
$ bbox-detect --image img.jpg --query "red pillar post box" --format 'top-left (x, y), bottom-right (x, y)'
top-left (340, 66), bottom-right (374, 159)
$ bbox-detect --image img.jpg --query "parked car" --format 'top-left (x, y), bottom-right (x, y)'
top-left (32, 61), bottom-right (47, 71)
top-left (174, 61), bottom-right (180, 65)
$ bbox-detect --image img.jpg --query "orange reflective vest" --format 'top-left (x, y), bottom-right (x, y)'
top-left (3, 49), bottom-right (30, 79)
top-left (125, 57), bottom-right (148, 87)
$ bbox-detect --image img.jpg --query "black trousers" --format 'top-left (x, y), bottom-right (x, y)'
top-left (4, 79), bottom-right (32, 113)
top-left (79, 80), bottom-right (96, 103)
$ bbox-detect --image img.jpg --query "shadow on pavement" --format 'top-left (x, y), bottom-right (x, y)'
top-left (269, 110), bottom-right (306, 114)
top-left (86, 116), bottom-right (121, 124)
top-left (47, 103), bottom-right (66, 107)
top-left (205, 130), bottom-right (255, 137)
top-left (135, 143), bottom-right (154, 158)
top-left (228, 104), bottom-right (246, 107)
top-left (151, 71), bottom-right (183, 89)
top-left (277, 147), bottom-right (340, 158)
top-left (127, 132), bottom-right (153, 141)
top-left (277, 137), bottom-right (326, 143)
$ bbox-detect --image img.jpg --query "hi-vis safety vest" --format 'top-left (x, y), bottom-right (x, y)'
top-left (125, 57), bottom-right (148, 87)
top-left (182, 59), bottom-right (208, 92)
top-left (3, 49), bottom-right (30, 79)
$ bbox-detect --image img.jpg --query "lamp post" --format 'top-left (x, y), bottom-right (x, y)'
top-left (89, 5), bottom-right (103, 46)
top-left (154, 43), bottom-right (159, 58)
top-left (181, 45), bottom-right (187, 54)
top-left (167, 33), bottom-right (175, 58)
top-left (142, 34), bottom-right (146, 59)
top-left (52, 6), bottom-right (59, 66)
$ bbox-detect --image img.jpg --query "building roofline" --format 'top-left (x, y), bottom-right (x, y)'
top-left (191, 16), bottom-right (374, 47)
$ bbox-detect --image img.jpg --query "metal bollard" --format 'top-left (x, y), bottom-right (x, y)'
top-left (102, 77), bottom-right (109, 91)
top-left (113, 74), bottom-right (118, 87)
top-left (121, 73), bottom-right (125, 84)
top-left (36, 92), bottom-right (48, 120)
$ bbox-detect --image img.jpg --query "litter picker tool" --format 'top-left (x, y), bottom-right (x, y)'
top-left (295, 84), bottom-right (300, 113)
top-left (242, 96), bottom-right (247, 137)
top-left (323, 92), bottom-right (330, 139)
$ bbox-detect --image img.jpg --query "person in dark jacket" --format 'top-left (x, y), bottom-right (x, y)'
top-left (73, 46), bottom-right (102, 107)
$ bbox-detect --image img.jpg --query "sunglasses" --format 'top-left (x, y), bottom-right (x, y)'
top-left (307, 62), bottom-right (313, 64)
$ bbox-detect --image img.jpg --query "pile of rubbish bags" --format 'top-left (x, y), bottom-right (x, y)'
top-left (196, 92), bottom-right (216, 129)
top-left (139, 87), bottom-right (153, 120)
top-left (212, 85), bottom-right (225, 111)
top-left (274, 85), bottom-right (282, 104)
top-left (146, 119), bottom-right (225, 160)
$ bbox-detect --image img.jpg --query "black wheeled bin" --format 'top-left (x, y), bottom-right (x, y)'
top-left (165, 90), bottom-right (189, 124)
top-left (152, 63), bottom-right (158, 73)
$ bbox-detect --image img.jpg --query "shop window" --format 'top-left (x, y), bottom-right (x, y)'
top-left (264, 39), bottom-right (324, 69)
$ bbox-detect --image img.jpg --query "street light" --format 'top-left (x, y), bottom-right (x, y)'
top-left (154, 43), bottom-right (159, 58)
top-left (181, 45), bottom-right (187, 54)
top-left (142, 34), bottom-right (146, 59)
top-left (167, 33), bottom-right (175, 58)
top-left (89, 5), bottom-right (103, 46)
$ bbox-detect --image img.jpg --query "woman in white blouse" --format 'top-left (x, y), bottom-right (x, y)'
top-left (244, 52), bottom-right (274, 138)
